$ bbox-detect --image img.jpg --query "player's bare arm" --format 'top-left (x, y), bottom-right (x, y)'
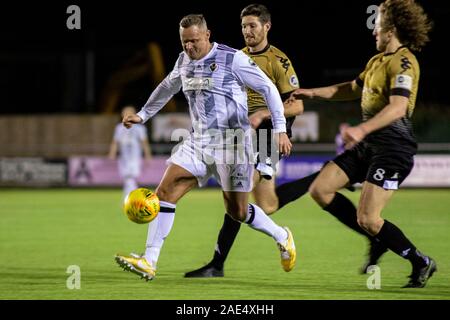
top-left (291, 80), bottom-right (362, 101)
top-left (108, 141), bottom-right (118, 160)
top-left (249, 97), bottom-right (303, 129)
top-left (142, 138), bottom-right (152, 160)
top-left (343, 95), bottom-right (408, 149)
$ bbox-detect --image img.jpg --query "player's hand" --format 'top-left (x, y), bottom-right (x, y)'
top-left (122, 113), bottom-right (143, 129)
top-left (249, 110), bottom-right (268, 129)
top-left (284, 96), bottom-right (297, 105)
top-left (291, 88), bottom-right (314, 100)
top-left (276, 132), bottom-right (292, 157)
top-left (342, 125), bottom-right (367, 149)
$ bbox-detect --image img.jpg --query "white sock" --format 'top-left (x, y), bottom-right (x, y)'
top-left (144, 201), bottom-right (176, 267)
top-left (245, 203), bottom-right (288, 243)
top-left (123, 177), bottom-right (138, 201)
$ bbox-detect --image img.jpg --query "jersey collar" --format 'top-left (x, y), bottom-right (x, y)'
top-left (384, 45), bottom-right (408, 56)
top-left (246, 43), bottom-right (271, 55)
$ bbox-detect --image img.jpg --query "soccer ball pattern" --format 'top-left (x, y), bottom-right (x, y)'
top-left (123, 188), bottom-right (160, 224)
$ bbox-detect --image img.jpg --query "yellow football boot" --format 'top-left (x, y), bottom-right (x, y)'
top-left (277, 227), bottom-right (296, 272)
top-left (115, 253), bottom-right (156, 281)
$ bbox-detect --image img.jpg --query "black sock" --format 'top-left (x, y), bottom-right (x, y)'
top-left (275, 171), bottom-right (320, 210)
top-left (376, 220), bottom-right (428, 268)
top-left (210, 213), bottom-right (241, 270)
top-left (324, 192), bottom-right (370, 238)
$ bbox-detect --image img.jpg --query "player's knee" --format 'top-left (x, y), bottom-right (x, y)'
top-left (258, 202), bottom-right (277, 215)
top-left (155, 186), bottom-right (175, 203)
top-left (309, 181), bottom-right (328, 206)
top-left (357, 214), bottom-right (382, 236)
top-left (225, 203), bottom-right (247, 222)
top-left (227, 209), bottom-right (247, 222)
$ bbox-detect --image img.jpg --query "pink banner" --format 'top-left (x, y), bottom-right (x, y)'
top-left (68, 156), bottom-right (169, 186)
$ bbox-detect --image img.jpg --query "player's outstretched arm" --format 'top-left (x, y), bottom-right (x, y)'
top-left (291, 80), bottom-right (362, 102)
top-left (249, 97), bottom-right (303, 129)
top-left (134, 58), bottom-right (183, 125)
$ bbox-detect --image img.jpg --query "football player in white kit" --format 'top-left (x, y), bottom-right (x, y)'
top-left (115, 14), bottom-right (296, 281)
top-left (109, 105), bottom-right (152, 200)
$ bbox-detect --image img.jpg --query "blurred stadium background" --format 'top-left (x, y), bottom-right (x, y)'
top-left (0, 1), bottom-right (449, 300)
top-left (1, 0), bottom-right (449, 188)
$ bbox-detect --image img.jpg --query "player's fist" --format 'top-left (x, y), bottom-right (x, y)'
top-left (342, 126), bottom-right (367, 149)
top-left (122, 114), bottom-right (143, 129)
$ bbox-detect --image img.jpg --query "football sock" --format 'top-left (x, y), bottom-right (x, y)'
top-left (210, 214), bottom-right (241, 270)
top-left (245, 203), bottom-right (287, 243)
top-left (123, 177), bottom-right (138, 200)
top-left (323, 192), bottom-right (370, 238)
top-left (144, 201), bottom-right (176, 267)
top-left (275, 171), bottom-right (319, 210)
top-left (375, 220), bottom-right (428, 268)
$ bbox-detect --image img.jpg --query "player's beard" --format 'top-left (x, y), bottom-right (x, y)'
top-left (245, 32), bottom-right (264, 49)
top-left (376, 34), bottom-right (389, 52)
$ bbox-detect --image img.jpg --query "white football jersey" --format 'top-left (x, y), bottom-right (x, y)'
top-left (137, 42), bottom-right (286, 146)
top-left (114, 123), bottom-right (147, 178)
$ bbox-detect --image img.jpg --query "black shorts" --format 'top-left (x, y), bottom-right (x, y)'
top-left (333, 142), bottom-right (414, 190)
top-left (255, 127), bottom-right (280, 167)
top-left (254, 116), bottom-right (295, 167)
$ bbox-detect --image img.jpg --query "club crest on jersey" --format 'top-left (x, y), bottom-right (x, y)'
top-left (209, 63), bottom-right (218, 72)
top-left (248, 58), bottom-right (257, 67)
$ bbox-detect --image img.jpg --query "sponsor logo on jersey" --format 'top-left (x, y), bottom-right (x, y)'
top-left (184, 77), bottom-right (215, 90)
top-left (400, 56), bottom-right (412, 73)
top-left (275, 55), bottom-right (291, 74)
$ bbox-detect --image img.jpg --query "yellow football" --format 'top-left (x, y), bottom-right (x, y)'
top-left (123, 188), bottom-right (160, 224)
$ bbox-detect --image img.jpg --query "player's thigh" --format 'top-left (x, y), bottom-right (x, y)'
top-left (222, 191), bottom-right (249, 222)
top-left (357, 181), bottom-right (394, 235)
top-left (156, 164), bottom-right (198, 203)
top-left (310, 161), bottom-right (351, 198)
top-left (252, 169), bottom-right (261, 187)
top-left (252, 177), bottom-right (278, 215)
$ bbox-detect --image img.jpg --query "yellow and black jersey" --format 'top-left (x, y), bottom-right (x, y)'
top-left (242, 44), bottom-right (300, 136)
top-left (355, 46), bottom-right (419, 152)
top-left (242, 44), bottom-right (299, 113)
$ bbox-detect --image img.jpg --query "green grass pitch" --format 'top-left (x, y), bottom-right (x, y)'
top-left (0, 188), bottom-right (449, 300)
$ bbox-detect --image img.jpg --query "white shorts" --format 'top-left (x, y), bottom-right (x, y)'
top-left (168, 138), bottom-right (254, 192)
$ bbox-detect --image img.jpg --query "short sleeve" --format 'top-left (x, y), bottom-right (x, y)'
top-left (272, 54), bottom-right (300, 94)
top-left (388, 53), bottom-right (417, 98)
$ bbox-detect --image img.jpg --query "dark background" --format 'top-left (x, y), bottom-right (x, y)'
top-left (1, 0), bottom-right (449, 114)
